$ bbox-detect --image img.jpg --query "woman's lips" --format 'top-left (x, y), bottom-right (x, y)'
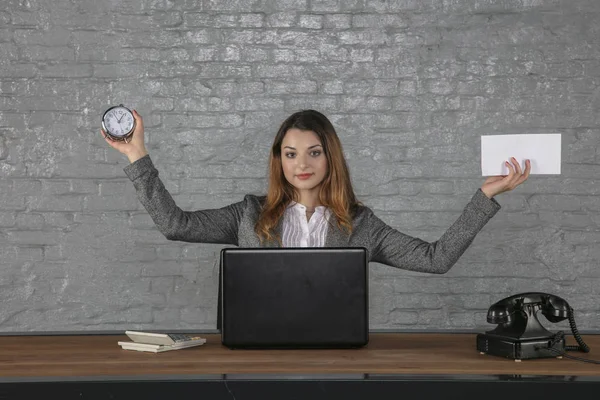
top-left (296, 173), bottom-right (313, 180)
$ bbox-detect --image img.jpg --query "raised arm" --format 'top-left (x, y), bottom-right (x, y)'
top-left (124, 156), bottom-right (244, 244)
top-left (102, 110), bottom-right (243, 245)
top-left (369, 157), bottom-right (530, 273)
top-left (369, 189), bottom-right (500, 274)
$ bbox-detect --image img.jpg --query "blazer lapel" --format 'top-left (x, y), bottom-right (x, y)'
top-left (325, 220), bottom-right (349, 247)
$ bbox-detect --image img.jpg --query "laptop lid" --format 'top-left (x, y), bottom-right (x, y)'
top-left (220, 247), bottom-right (369, 349)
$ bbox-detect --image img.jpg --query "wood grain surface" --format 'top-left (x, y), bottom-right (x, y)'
top-left (0, 333), bottom-right (598, 378)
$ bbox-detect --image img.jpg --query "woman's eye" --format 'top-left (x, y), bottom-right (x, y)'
top-left (285, 153), bottom-right (296, 158)
top-left (310, 151), bottom-right (321, 157)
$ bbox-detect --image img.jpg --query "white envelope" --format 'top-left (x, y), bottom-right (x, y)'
top-left (481, 134), bottom-right (561, 176)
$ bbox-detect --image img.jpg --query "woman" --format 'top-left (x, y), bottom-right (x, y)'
top-left (102, 109), bottom-right (530, 274)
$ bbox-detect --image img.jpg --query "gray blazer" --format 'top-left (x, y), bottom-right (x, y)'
top-left (125, 155), bottom-right (501, 274)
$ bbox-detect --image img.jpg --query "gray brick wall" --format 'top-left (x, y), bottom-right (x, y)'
top-left (1, 0), bottom-right (599, 333)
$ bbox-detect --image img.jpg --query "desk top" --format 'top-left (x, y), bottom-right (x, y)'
top-left (0, 333), bottom-right (598, 379)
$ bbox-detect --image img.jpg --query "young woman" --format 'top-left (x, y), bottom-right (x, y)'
top-left (102, 109), bottom-right (530, 274)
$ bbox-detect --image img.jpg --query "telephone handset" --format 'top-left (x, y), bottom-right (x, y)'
top-left (476, 292), bottom-right (590, 360)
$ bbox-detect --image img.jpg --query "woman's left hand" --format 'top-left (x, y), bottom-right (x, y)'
top-left (480, 157), bottom-right (531, 199)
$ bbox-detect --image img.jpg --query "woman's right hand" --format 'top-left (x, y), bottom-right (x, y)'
top-left (101, 109), bottom-right (148, 163)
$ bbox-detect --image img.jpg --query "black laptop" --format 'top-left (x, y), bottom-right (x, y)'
top-left (219, 247), bottom-right (369, 349)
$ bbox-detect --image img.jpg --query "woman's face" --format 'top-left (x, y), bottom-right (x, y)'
top-left (280, 128), bottom-right (328, 196)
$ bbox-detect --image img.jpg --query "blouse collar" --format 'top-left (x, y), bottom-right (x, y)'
top-left (286, 201), bottom-right (327, 215)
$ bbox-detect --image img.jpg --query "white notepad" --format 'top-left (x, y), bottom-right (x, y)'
top-left (118, 339), bottom-right (206, 353)
top-left (118, 331), bottom-right (207, 353)
top-left (481, 134), bottom-right (561, 176)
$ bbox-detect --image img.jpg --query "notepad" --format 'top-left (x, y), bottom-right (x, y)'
top-left (481, 134), bottom-right (561, 176)
top-left (118, 331), bottom-right (207, 353)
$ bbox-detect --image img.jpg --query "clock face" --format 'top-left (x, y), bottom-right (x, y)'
top-left (103, 106), bottom-right (134, 138)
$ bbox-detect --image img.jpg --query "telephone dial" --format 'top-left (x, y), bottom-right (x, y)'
top-left (476, 292), bottom-right (590, 360)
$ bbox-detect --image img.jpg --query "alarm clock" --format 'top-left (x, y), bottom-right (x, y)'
top-left (101, 104), bottom-right (136, 142)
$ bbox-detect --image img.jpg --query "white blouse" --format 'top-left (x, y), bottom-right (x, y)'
top-left (281, 202), bottom-right (331, 247)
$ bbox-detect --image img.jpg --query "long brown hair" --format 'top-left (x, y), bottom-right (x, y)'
top-left (255, 110), bottom-right (360, 243)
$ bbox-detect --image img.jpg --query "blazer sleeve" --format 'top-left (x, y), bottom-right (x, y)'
top-left (124, 155), bottom-right (244, 245)
top-left (368, 189), bottom-right (500, 274)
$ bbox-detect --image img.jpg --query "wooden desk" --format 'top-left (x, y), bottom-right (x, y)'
top-left (1, 333), bottom-right (598, 399)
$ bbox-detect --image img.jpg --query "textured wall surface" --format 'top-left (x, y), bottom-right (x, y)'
top-left (0, 0), bottom-right (599, 332)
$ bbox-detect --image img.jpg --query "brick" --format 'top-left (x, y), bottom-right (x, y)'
top-left (119, 48), bottom-right (161, 62)
top-left (158, 48), bottom-right (190, 63)
top-left (189, 47), bottom-right (217, 61)
top-left (0, 188), bottom-right (25, 210)
top-left (339, 0), bottom-right (370, 11)
top-left (0, 136), bottom-right (7, 160)
top-left (241, 47), bottom-right (270, 62)
top-left (235, 97), bottom-right (284, 111)
top-left (184, 13), bottom-right (237, 27)
top-left (16, 95), bottom-right (81, 112)
top-left (349, 48), bottom-right (374, 63)
top-left (0, 212), bottom-right (16, 227)
top-left (294, 49), bottom-right (320, 63)
top-left (539, 211), bottom-right (596, 229)
top-left (285, 95), bottom-right (338, 111)
top-left (320, 80), bottom-right (344, 94)
top-left (128, 30), bottom-right (186, 46)
top-left (0, 28), bottom-right (11, 43)
top-left (203, 0), bottom-right (262, 11)
top-left (266, 12), bottom-right (297, 28)
top-left (244, 111), bottom-right (284, 128)
top-left (93, 64), bottom-right (143, 79)
top-left (206, 97), bottom-right (232, 111)
top-left (0, 63), bottom-right (37, 78)
top-left (273, 48), bottom-right (295, 63)
top-left (217, 113), bottom-right (244, 127)
top-left (267, 80), bottom-right (317, 94)
top-left (239, 13), bottom-right (265, 27)
top-left (220, 45), bottom-right (241, 62)
top-left (311, 0), bottom-right (340, 12)
top-left (388, 310), bottom-right (419, 325)
top-left (340, 96), bottom-right (392, 112)
top-left (208, 81), bottom-right (235, 96)
top-left (180, 307), bottom-right (209, 324)
top-left (238, 81), bottom-right (265, 94)
top-left (338, 31), bottom-right (388, 46)
top-left (42, 213), bottom-right (75, 229)
top-left (152, 308), bottom-right (181, 324)
top-left (6, 231), bottom-right (63, 245)
top-left (15, 246), bottom-right (44, 262)
top-left (264, 0), bottom-right (309, 11)
top-left (14, 27), bottom-right (70, 46)
top-left (323, 14), bottom-right (351, 29)
top-left (0, 11), bottom-right (13, 24)
top-left (154, 11), bottom-right (184, 26)
top-left (222, 29), bottom-right (278, 45)
top-left (255, 64), bottom-right (308, 78)
top-left (199, 64), bottom-right (252, 78)
top-left (352, 13), bottom-right (407, 28)
top-left (298, 14), bottom-right (323, 29)
top-left (16, 213), bottom-right (45, 230)
top-left (529, 194), bottom-right (582, 212)
top-left (0, 80), bottom-right (26, 96)
top-left (393, 293), bottom-right (443, 309)
top-left (20, 46), bottom-right (75, 62)
top-left (147, 63), bottom-right (199, 78)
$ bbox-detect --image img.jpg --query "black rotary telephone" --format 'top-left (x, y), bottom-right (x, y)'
top-left (476, 292), bottom-right (590, 360)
